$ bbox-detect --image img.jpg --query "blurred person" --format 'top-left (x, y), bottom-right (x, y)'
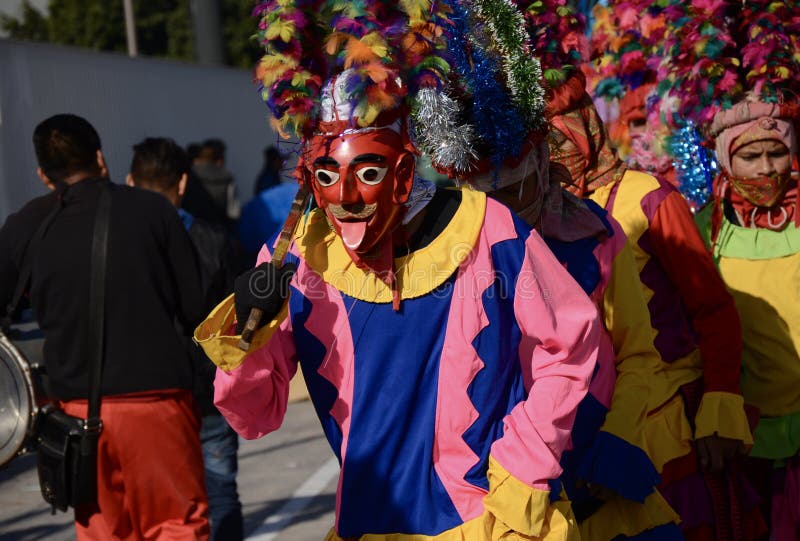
top-left (0, 114), bottom-right (209, 540)
top-left (253, 145), bottom-right (284, 196)
top-left (238, 176), bottom-right (296, 266)
top-left (183, 141), bottom-right (229, 226)
top-left (126, 137), bottom-right (244, 541)
top-left (193, 138), bottom-right (240, 222)
top-left (187, 142), bottom-right (203, 165)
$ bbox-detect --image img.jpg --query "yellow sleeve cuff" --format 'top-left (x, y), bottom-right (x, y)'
top-left (694, 391), bottom-right (754, 445)
top-left (193, 294), bottom-right (288, 372)
top-left (483, 457), bottom-right (578, 540)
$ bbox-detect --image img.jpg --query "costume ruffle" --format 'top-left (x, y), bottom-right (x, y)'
top-left (194, 293), bottom-right (288, 372)
top-left (615, 523), bottom-right (683, 541)
top-left (322, 457), bottom-right (577, 541)
top-left (705, 206), bottom-right (800, 260)
top-left (558, 393), bottom-right (661, 505)
top-left (322, 516), bottom-right (488, 541)
top-left (574, 431), bottom-right (661, 503)
top-left (483, 457), bottom-right (578, 540)
top-left (694, 391), bottom-right (753, 445)
top-left (577, 490), bottom-right (679, 541)
top-left (294, 188), bottom-right (485, 303)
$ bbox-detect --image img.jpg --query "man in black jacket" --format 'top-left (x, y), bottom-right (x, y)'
top-left (127, 137), bottom-right (243, 541)
top-left (0, 115), bottom-right (210, 539)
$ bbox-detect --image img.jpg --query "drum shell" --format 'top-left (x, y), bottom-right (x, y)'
top-left (0, 331), bottom-right (41, 468)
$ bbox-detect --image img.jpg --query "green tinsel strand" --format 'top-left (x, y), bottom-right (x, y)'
top-left (472, 0), bottom-right (546, 129)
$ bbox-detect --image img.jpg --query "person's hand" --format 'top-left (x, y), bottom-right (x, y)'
top-left (696, 435), bottom-right (744, 473)
top-left (234, 261), bottom-right (296, 334)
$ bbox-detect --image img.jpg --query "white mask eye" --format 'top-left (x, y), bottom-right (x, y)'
top-left (314, 169), bottom-right (340, 187)
top-left (355, 167), bottom-right (388, 185)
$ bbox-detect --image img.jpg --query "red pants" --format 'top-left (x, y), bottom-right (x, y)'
top-left (62, 390), bottom-right (210, 541)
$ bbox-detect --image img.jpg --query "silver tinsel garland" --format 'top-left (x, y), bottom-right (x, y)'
top-left (411, 87), bottom-right (478, 173)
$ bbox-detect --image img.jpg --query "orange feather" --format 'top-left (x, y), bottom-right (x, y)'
top-left (344, 37), bottom-right (379, 68)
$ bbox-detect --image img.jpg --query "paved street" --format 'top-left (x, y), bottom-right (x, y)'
top-left (0, 399), bottom-right (337, 541)
top-left (0, 325), bottom-right (336, 541)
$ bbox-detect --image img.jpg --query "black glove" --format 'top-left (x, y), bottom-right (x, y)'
top-left (234, 261), bottom-right (297, 334)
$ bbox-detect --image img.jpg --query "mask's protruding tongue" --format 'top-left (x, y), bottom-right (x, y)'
top-left (340, 220), bottom-right (367, 250)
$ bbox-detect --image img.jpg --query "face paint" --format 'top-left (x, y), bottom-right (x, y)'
top-left (304, 127), bottom-right (415, 257)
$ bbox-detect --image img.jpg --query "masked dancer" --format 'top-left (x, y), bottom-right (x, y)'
top-left (195, 2), bottom-right (601, 539)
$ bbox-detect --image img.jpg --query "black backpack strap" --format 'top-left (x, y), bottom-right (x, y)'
top-left (86, 185), bottom-right (112, 425)
top-left (2, 197), bottom-right (64, 332)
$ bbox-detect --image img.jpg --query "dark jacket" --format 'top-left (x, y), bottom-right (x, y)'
top-left (0, 178), bottom-right (205, 400)
top-left (183, 214), bottom-right (235, 416)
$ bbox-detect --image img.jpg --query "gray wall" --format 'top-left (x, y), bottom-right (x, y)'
top-left (0, 38), bottom-right (283, 221)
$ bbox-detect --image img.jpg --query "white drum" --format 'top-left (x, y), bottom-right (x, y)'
top-left (0, 331), bottom-right (38, 467)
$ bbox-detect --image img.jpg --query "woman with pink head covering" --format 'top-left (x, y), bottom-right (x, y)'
top-left (662, 0), bottom-right (800, 535)
top-left (696, 59), bottom-right (800, 541)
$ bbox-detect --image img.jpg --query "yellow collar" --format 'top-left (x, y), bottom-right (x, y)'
top-left (295, 188), bottom-right (486, 303)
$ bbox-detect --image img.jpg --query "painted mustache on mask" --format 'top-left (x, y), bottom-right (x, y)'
top-left (327, 203), bottom-right (378, 220)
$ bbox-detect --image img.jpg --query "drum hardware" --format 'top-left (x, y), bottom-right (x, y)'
top-left (0, 330), bottom-right (47, 468)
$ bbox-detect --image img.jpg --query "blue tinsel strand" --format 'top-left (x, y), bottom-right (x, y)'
top-left (441, 0), bottom-right (528, 170)
top-left (670, 122), bottom-right (716, 211)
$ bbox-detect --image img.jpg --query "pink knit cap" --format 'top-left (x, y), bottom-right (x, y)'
top-left (710, 100), bottom-right (797, 173)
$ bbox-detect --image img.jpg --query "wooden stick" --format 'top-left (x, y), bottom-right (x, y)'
top-left (238, 185), bottom-right (310, 351)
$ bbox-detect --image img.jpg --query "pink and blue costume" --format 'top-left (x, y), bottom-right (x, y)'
top-left (195, 189), bottom-right (599, 540)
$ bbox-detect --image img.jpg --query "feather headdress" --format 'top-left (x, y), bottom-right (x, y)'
top-left (254, 0), bottom-right (545, 176)
top-left (589, 0), bottom-right (666, 102)
top-left (658, 0), bottom-right (800, 130)
top-left (253, 0), bottom-right (455, 138)
top-left (252, 0), bottom-right (550, 177)
top-left (520, 0), bottom-right (588, 89)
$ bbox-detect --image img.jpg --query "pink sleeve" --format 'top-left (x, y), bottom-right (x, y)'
top-left (214, 316), bottom-right (298, 439)
top-left (213, 244), bottom-right (298, 439)
top-left (490, 230), bottom-right (600, 489)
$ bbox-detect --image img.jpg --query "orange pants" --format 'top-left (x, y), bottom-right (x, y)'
top-left (62, 390), bottom-right (210, 541)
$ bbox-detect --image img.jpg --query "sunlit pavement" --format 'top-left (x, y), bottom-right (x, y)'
top-left (0, 398), bottom-right (337, 541)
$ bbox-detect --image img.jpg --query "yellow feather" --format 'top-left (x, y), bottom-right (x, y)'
top-left (362, 33), bottom-right (389, 59)
top-left (260, 64), bottom-right (291, 87)
top-left (399, 0), bottom-right (431, 25)
top-left (265, 19), bottom-right (296, 43)
top-left (259, 54), bottom-right (296, 68)
top-left (358, 103), bottom-right (381, 126)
